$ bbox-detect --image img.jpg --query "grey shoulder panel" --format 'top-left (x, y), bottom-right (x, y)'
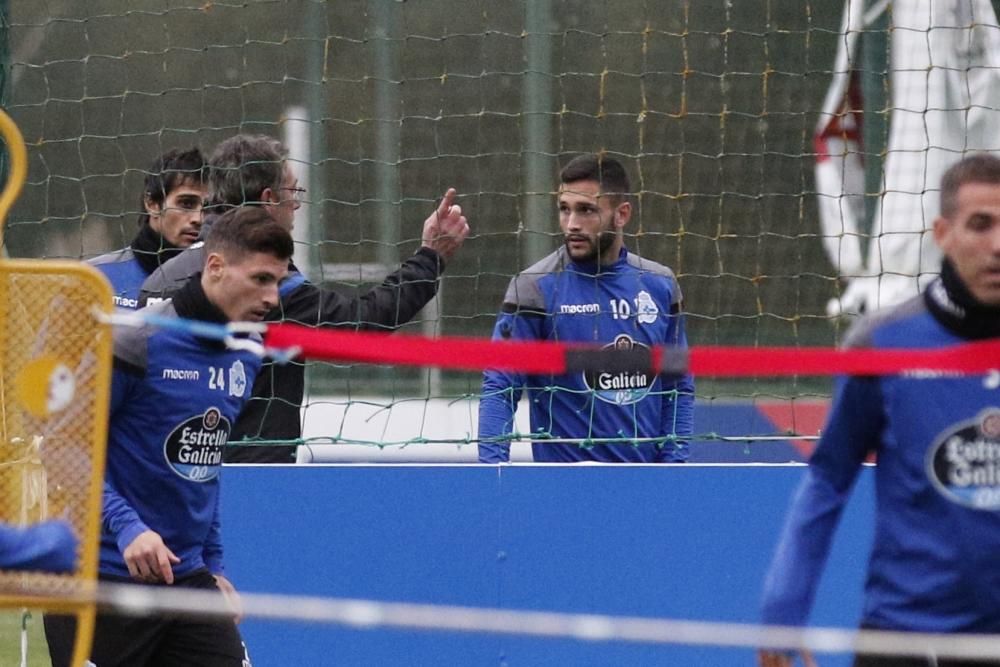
top-left (88, 248), bottom-right (134, 267)
top-left (626, 252), bottom-right (682, 304)
top-left (625, 252), bottom-right (676, 280)
top-left (841, 294), bottom-right (927, 349)
top-left (502, 248), bottom-right (564, 310)
top-left (112, 299), bottom-right (177, 369)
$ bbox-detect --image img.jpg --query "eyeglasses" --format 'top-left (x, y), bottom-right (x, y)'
top-left (280, 186), bottom-right (307, 203)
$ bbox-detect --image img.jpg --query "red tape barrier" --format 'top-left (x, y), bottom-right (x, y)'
top-left (263, 323), bottom-right (1000, 377)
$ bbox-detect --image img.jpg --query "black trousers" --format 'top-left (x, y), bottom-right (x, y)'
top-left (44, 569), bottom-right (250, 667)
top-left (854, 653), bottom-right (1000, 666)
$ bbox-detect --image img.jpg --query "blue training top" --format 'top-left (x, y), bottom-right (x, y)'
top-left (479, 246), bottom-right (695, 463)
top-left (761, 285), bottom-right (1000, 633)
top-left (90, 248), bottom-right (148, 310)
top-left (100, 288), bottom-right (260, 578)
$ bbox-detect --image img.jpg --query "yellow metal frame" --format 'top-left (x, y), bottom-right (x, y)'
top-left (0, 109), bottom-right (113, 666)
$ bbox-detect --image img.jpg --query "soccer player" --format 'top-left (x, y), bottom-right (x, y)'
top-left (140, 133), bottom-right (469, 463)
top-left (90, 147), bottom-right (207, 309)
top-left (477, 153), bottom-right (694, 463)
top-left (44, 206), bottom-right (292, 667)
top-left (758, 154), bottom-right (1000, 667)
top-left (0, 520), bottom-right (76, 572)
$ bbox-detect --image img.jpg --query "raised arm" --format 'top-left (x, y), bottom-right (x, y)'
top-left (281, 189), bottom-right (470, 329)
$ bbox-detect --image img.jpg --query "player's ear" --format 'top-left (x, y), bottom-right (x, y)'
top-left (615, 200), bottom-right (632, 228)
top-left (144, 194), bottom-right (162, 217)
top-left (932, 215), bottom-right (951, 250)
top-left (204, 251), bottom-right (226, 279)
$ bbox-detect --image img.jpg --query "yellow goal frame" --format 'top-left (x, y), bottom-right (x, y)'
top-left (0, 108), bottom-right (112, 667)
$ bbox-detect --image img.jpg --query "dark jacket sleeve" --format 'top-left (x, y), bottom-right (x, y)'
top-left (279, 247), bottom-right (443, 329)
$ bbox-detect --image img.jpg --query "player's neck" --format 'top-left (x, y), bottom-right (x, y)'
top-left (598, 242), bottom-right (625, 267)
top-left (925, 259), bottom-right (1000, 339)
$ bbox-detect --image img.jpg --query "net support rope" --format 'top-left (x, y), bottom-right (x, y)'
top-left (7, 580), bottom-right (1000, 661)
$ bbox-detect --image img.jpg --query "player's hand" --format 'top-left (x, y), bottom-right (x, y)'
top-left (123, 530), bottom-right (180, 584)
top-left (214, 574), bottom-right (243, 623)
top-left (757, 649), bottom-right (817, 667)
top-left (421, 188), bottom-right (469, 262)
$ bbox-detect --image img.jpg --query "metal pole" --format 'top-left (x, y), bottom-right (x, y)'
top-left (522, 0), bottom-right (554, 265)
top-left (372, 1), bottom-right (400, 268)
top-left (300, 0), bottom-right (328, 281)
top-left (283, 105), bottom-right (313, 277)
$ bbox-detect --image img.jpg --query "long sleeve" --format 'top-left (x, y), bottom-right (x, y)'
top-left (103, 480), bottom-right (150, 555)
top-left (760, 375), bottom-right (883, 626)
top-left (0, 520), bottom-right (78, 573)
top-left (478, 373), bottom-right (520, 463)
top-left (203, 487), bottom-right (224, 575)
top-left (657, 307), bottom-right (694, 462)
top-left (102, 359), bottom-right (148, 556)
top-left (478, 306), bottom-right (545, 463)
top-left (279, 248), bottom-right (442, 329)
top-left (657, 372), bottom-right (695, 462)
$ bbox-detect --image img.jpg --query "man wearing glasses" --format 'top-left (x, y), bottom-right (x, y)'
top-left (140, 134), bottom-right (469, 463)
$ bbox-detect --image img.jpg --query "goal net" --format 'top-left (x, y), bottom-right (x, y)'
top-left (4, 0), bottom-right (998, 461)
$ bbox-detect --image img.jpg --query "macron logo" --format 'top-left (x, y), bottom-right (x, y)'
top-left (162, 368), bottom-right (200, 381)
top-left (113, 295), bottom-right (139, 309)
top-left (559, 303), bottom-right (601, 315)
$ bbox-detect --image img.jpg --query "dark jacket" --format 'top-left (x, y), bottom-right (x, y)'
top-left (140, 222), bottom-right (443, 463)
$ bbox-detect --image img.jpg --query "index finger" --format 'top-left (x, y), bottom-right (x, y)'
top-left (156, 549), bottom-right (176, 585)
top-left (436, 188), bottom-right (457, 217)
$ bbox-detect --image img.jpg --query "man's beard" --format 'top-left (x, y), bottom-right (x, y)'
top-left (565, 229), bottom-right (616, 263)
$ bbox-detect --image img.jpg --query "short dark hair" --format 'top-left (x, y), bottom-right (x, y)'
top-left (208, 134), bottom-right (288, 209)
top-left (138, 147), bottom-right (206, 226)
top-left (204, 206), bottom-right (294, 264)
top-left (559, 154), bottom-right (631, 204)
top-left (940, 153), bottom-right (1000, 218)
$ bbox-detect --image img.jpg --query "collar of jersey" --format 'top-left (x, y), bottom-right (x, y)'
top-left (924, 259), bottom-right (1000, 340)
top-left (170, 273), bottom-right (230, 325)
top-left (130, 222), bottom-right (184, 276)
top-left (566, 246), bottom-right (628, 276)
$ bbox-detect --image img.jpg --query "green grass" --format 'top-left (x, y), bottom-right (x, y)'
top-left (0, 610), bottom-right (51, 667)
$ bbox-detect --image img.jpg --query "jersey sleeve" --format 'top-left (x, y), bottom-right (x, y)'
top-left (759, 374), bottom-right (883, 626)
top-left (103, 358), bottom-right (151, 556)
top-left (279, 248), bottom-right (442, 329)
top-left (203, 486), bottom-right (224, 575)
top-left (657, 299), bottom-right (695, 462)
top-left (0, 520), bottom-right (78, 573)
top-left (478, 302), bottom-right (546, 463)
